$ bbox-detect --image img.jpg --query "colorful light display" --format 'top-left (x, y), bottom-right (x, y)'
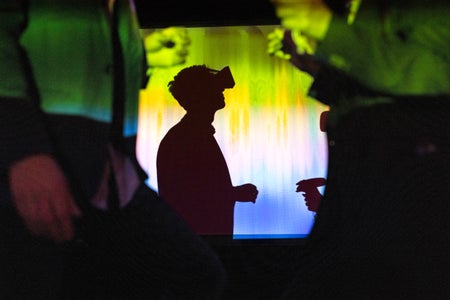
top-left (137, 25), bottom-right (329, 238)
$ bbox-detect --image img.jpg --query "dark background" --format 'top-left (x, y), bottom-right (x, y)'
top-left (134, 0), bottom-right (280, 28)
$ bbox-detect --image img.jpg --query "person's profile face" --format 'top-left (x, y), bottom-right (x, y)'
top-left (209, 88), bottom-right (226, 111)
top-left (190, 86), bottom-right (225, 113)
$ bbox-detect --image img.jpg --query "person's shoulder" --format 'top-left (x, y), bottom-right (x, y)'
top-left (158, 121), bottom-right (189, 147)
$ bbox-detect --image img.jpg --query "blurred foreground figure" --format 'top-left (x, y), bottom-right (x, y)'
top-left (270, 0), bottom-right (450, 298)
top-left (0, 1), bottom-right (224, 299)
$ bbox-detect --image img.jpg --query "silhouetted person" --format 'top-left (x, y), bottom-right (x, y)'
top-left (0, 3), bottom-right (225, 299)
top-left (269, 0), bottom-right (450, 298)
top-left (157, 65), bottom-right (258, 236)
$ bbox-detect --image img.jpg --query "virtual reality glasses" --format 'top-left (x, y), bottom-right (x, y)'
top-left (213, 66), bottom-right (235, 90)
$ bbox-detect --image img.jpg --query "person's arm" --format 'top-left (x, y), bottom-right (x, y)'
top-left (308, 63), bottom-right (380, 106)
top-left (1, 4), bottom-right (81, 243)
top-left (0, 2), bottom-right (54, 168)
top-left (314, 0), bottom-right (450, 95)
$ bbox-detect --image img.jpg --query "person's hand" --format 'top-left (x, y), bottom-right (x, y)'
top-left (144, 27), bottom-right (191, 68)
top-left (233, 184), bottom-right (258, 203)
top-left (296, 178), bottom-right (326, 212)
top-left (300, 188), bottom-right (323, 212)
top-left (267, 27), bottom-right (293, 60)
top-left (9, 154), bottom-right (82, 243)
top-left (268, 28), bottom-right (321, 76)
top-left (272, 0), bottom-right (332, 41)
top-left (268, 27), bottom-right (316, 58)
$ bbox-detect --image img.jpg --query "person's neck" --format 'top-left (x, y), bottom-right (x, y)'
top-left (185, 110), bottom-right (216, 124)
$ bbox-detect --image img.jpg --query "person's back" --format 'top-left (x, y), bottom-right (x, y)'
top-left (157, 115), bottom-right (236, 235)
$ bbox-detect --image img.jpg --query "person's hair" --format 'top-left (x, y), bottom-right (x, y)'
top-left (168, 65), bottom-right (220, 110)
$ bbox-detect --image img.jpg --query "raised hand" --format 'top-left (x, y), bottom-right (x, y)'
top-left (273, 0), bottom-right (332, 41)
top-left (268, 28), bottom-right (321, 76)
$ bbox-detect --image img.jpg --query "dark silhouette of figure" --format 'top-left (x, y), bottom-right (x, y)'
top-left (0, 3), bottom-right (225, 299)
top-left (269, 0), bottom-right (450, 298)
top-left (157, 65), bottom-right (258, 235)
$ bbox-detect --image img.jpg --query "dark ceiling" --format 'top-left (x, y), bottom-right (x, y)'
top-left (134, 0), bottom-right (280, 28)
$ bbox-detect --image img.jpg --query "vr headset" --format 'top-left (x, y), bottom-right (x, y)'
top-left (213, 66), bottom-right (235, 90)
